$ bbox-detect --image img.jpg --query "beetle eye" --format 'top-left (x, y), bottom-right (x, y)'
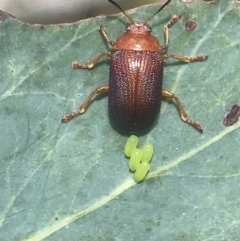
top-left (125, 25), bottom-right (131, 31)
top-left (148, 27), bottom-right (152, 32)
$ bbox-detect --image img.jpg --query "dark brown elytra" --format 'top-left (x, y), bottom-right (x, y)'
top-left (62, 0), bottom-right (207, 132)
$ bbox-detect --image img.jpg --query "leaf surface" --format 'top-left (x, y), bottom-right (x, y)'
top-left (1, 1), bottom-right (240, 240)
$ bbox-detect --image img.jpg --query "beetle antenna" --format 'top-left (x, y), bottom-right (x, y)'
top-left (108, 0), bottom-right (134, 24)
top-left (144, 0), bottom-right (172, 24)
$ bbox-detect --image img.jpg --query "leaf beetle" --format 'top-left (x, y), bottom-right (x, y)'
top-left (62, 0), bottom-right (207, 132)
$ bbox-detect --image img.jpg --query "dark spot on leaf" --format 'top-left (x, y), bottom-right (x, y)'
top-left (40, 25), bottom-right (45, 30)
top-left (185, 20), bottom-right (197, 32)
top-left (145, 227), bottom-right (152, 232)
top-left (178, 231), bottom-right (187, 239)
top-left (223, 104), bottom-right (240, 126)
top-left (55, 216), bottom-right (58, 221)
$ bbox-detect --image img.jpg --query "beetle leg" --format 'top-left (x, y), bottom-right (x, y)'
top-left (72, 52), bottom-right (114, 69)
top-left (159, 15), bottom-right (180, 52)
top-left (62, 85), bottom-right (109, 123)
top-left (162, 54), bottom-right (207, 63)
top-left (100, 25), bottom-right (117, 49)
top-left (162, 89), bottom-right (202, 132)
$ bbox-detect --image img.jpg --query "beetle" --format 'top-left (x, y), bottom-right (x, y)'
top-left (62, 0), bottom-right (207, 132)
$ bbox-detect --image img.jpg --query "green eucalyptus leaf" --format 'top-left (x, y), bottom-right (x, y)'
top-left (1, 0), bottom-right (240, 240)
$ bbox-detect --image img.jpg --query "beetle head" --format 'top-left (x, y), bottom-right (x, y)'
top-left (109, 0), bottom-right (172, 52)
top-left (125, 21), bottom-right (152, 36)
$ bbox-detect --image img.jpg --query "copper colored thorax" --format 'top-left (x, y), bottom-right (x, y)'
top-left (115, 21), bottom-right (161, 52)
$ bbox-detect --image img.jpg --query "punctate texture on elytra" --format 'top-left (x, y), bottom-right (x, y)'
top-left (141, 143), bottom-right (154, 163)
top-left (134, 161), bottom-right (150, 182)
top-left (128, 148), bottom-right (143, 171)
top-left (124, 135), bottom-right (138, 157)
top-left (109, 50), bottom-right (162, 131)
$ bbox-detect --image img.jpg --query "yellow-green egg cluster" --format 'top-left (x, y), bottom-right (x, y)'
top-left (124, 135), bottom-right (154, 182)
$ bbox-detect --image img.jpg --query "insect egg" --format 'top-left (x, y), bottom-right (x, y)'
top-left (124, 135), bottom-right (138, 157)
top-left (128, 148), bottom-right (143, 171)
top-left (134, 162), bottom-right (150, 182)
top-left (141, 143), bottom-right (154, 163)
